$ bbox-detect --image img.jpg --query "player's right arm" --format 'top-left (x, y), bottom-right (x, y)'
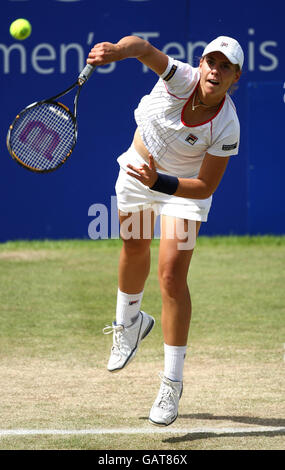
top-left (86, 35), bottom-right (168, 76)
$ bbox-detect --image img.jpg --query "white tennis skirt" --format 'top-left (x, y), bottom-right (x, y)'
top-left (115, 145), bottom-right (212, 222)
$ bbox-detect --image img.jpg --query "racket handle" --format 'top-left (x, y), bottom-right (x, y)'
top-left (78, 64), bottom-right (96, 85)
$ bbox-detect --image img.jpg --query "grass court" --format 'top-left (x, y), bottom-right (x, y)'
top-left (0, 236), bottom-right (284, 450)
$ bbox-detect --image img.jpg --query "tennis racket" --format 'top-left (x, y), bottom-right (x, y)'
top-left (7, 64), bottom-right (96, 173)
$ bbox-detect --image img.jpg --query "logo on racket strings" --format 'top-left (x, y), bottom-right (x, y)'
top-left (19, 120), bottom-right (60, 161)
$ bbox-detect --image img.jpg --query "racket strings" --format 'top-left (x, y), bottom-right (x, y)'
top-left (9, 102), bottom-right (76, 171)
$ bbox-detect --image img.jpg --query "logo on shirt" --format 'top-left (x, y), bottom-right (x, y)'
top-left (163, 65), bottom-right (177, 82)
top-left (185, 133), bottom-right (198, 145)
top-left (222, 142), bottom-right (237, 151)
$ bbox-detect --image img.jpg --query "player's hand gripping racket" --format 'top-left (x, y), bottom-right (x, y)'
top-left (7, 64), bottom-right (95, 173)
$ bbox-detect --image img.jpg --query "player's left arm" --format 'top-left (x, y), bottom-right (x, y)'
top-left (127, 152), bottom-right (230, 199)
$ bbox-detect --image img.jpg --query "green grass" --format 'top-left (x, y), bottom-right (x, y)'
top-left (0, 236), bottom-right (284, 450)
top-left (1, 236), bottom-right (283, 358)
top-left (190, 236), bottom-right (285, 355)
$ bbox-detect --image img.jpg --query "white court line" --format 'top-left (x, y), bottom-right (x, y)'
top-left (0, 426), bottom-right (284, 436)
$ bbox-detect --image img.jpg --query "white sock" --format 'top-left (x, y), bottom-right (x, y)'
top-left (164, 343), bottom-right (187, 382)
top-left (116, 288), bottom-right (144, 327)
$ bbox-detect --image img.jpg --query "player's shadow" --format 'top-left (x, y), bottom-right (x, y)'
top-left (139, 413), bottom-right (285, 443)
top-left (163, 413), bottom-right (285, 444)
top-left (163, 428), bottom-right (285, 444)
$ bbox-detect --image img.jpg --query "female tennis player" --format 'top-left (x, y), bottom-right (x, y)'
top-left (87, 35), bottom-right (243, 426)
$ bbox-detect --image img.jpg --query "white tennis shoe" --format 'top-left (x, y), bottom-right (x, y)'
top-left (149, 373), bottom-right (183, 426)
top-left (103, 311), bottom-right (155, 372)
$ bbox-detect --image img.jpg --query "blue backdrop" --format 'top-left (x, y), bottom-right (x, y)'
top-left (1, 0), bottom-right (284, 241)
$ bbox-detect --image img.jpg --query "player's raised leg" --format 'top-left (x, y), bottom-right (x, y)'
top-left (103, 208), bottom-right (156, 372)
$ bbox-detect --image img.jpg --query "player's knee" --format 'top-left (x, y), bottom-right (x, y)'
top-left (159, 269), bottom-right (187, 298)
top-left (122, 237), bottom-right (151, 256)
